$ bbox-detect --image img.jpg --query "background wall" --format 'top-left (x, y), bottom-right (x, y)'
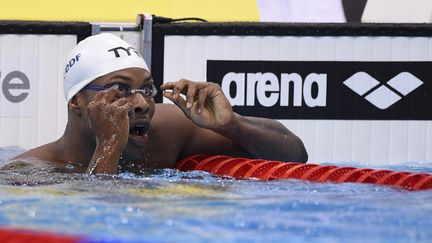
top-left (1, 1), bottom-right (431, 24)
top-left (0, 0), bottom-right (259, 22)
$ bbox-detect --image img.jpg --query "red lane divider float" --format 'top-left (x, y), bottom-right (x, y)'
top-left (0, 228), bottom-right (83, 243)
top-left (176, 154), bottom-right (432, 190)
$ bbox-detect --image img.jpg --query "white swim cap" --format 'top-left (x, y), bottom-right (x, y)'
top-left (63, 33), bottom-right (149, 101)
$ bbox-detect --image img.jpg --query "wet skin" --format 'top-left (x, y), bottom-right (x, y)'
top-left (3, 68), bottom-right (308, 174)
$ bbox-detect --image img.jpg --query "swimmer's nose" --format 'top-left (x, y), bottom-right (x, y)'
top-left (128, 93), bottom-right (150, 115)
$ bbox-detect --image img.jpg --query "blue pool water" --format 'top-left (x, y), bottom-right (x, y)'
top-left (0, 146), bottom-right (432, 243)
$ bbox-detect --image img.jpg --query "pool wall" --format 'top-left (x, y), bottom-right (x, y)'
top-left (0, 18), bottom-right (432, 165)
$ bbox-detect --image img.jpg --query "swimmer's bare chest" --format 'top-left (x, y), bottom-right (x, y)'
top-left (134, 136), bottom-right (185, 169)
top-left (115, 124), bottom-right (186, 172)
top-left (132, 108), bottom-right (191, 169)
top-left (118, 151), bottom-right (180, 174)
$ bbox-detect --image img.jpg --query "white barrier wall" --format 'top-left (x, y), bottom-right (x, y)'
top-left (1, 22), bottom-right (431, 166)
top-left (362, 0), bottom-right (432, 23)
top-left (162, 35), bottom-right (432, 165)
top-left (0, 34), bottom-right (75, 149)
top-left (0, 24), bottom-right (139, 150)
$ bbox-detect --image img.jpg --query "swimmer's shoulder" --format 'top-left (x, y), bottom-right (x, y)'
top-left (12, 142), bottom-right (60, 161)
top-left (1, 142), bottom-right (74, 173)
top-left (154, 103), bottom-right (195, 127)
top-left (1, 158), bottom-right (57, 172)
top-left (151, 103), bottom-right (196, 143)
top-left (155, 103), bottom-right (184, 115)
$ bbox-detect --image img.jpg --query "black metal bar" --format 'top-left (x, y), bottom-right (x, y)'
top-left (0, 20), bottom-right (92, 42)
top-left (153, 22), bottom-right (432, 37)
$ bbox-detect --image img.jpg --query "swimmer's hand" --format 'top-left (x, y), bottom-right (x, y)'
top-left (161, 79), bottom-right (235, 131)
top-left (86, 88), bottom-right (133, 174)
top-left (87, 88), bottom-right (133, 146)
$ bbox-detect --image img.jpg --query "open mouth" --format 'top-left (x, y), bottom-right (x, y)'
top-left (129, 122), bottom-right (149, 137)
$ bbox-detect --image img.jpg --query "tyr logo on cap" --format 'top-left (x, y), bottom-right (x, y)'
top-left (108, 46), bottom-right (142, 58)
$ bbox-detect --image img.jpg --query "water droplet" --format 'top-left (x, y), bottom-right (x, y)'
top-left (28, 210), bottom-right (36, 218)
top-left (234, 220), bottom-right (246, 227)
top-left (65, 164), bottom-right (75, 170)
top-left (166, 219), bottom-right (174, 226)
top-left (121, 216), bottom-right (128, 224)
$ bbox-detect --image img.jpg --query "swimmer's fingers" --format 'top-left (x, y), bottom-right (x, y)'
top-left (162, 79), bottom-right (223, 114)
top-left (163, 90), bottom-right (191, 118)
top-left (186, 83), bottom-right (198, 109)
top-left (197, 86), bottom-right (211, 114)
top-left (118, 102), bottom-right (134, 115)
top-left (112, 98), bottom-right (135, 118)
top-left (91, 87), bottom-right (124, 104)
top-left (112, 97), bottom-right (132, 110)
top-left (163, 90), bottom-right (187, 108)
top-left (160, 80), bottom-right (181, 92)
top-left (195, 82), bottom-right (224, 113)
top-left (161, 79), bottom-right (190, 100)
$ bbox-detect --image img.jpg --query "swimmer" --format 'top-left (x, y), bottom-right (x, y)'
top-left (2, 33), bottom-right (307, 174)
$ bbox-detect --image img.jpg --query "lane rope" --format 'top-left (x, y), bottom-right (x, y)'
top-left (0, 228), bottom-right (82, 243)
top-left (176, 154), bottom-right (432, 190)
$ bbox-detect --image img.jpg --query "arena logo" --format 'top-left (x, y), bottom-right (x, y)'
top-left (343, 72), bottom-right (423, 110)
top-left (1, 71), bottom-right (30, 103)
top-left (207, 60), bottom-right (432, 120)
top-left (0, 55), bottom-right (37, 118)
top-left (221, 72), bottom-right (327, 107)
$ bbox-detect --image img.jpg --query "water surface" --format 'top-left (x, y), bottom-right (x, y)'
top-left (0, 146), bottom-right (431, 242)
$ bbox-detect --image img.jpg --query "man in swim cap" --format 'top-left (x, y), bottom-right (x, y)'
top-left (3, 33), bottom-right (307, 174)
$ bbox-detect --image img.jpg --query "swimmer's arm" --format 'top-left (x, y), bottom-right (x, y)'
top-left (161, 80), bottom-right (308, 162)
top-left (85, 87), bottom-right (134, 174)
top-left (86, 141), bottom-right (123, 174)
top-left (188, 113), bottom-right (308, 162)
top-left (214, 113), bottom-right (307, 162)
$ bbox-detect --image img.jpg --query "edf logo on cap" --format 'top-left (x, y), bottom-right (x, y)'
top-left (65, 53), bottom-right (81, 74)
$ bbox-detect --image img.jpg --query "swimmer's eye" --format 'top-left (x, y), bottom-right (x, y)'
top-left (133, 84), bottom-right (158, 98)
top-left (117, 84), bottom-right (158, 98)
top-left (85, 83), bottom-right (157, 99)
top-left (110, 84), bottom-right (132, 95)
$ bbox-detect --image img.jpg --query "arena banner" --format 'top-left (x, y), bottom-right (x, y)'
top-left (154, 22), bottom-right (432, 165)
top-left (207, 60), bottom-right (430, 120)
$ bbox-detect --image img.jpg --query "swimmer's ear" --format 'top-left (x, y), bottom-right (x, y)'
top-left (68, 94), bottom-right (84, 115)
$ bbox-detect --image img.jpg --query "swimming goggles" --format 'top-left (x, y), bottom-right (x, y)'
top-left (84, 83), bottom-right (158, 98)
